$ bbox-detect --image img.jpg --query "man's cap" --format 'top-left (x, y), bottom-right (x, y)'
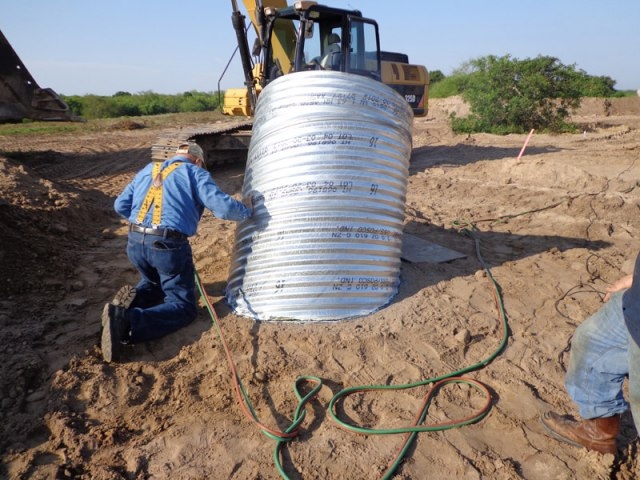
top-left (328, 33), bottom-right (340, 44)
top-left (176, 142), bottom-right (204, 160)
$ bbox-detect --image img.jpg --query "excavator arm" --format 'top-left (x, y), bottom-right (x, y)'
top-left (0, 29), bottom-right (75, 122)
top-left (224, 0), bottom-right (297, 116)
top-left (231, 0), bottom-right (260, 109)
top-left (240, 0), bottom-right (295, 79)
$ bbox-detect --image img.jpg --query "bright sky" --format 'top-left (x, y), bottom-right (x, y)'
top-left (2, 0), bottom-right (638, 96)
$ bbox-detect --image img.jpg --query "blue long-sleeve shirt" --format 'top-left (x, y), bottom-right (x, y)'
top-left (114, 155), bottom-right (251, 236)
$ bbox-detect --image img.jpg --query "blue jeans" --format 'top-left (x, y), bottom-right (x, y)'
top-left (125, 231), bottom-right (197, 343)
top-left (565, 290), bottom-right (640, 429)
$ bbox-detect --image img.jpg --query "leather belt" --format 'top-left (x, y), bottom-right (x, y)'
top-left (129, 224), bottom-right (186, 240)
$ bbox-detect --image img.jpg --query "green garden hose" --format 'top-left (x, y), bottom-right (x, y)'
top-left (196, 220), bottom-right (509, 479)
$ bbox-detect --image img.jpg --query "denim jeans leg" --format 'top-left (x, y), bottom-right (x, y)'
top-left (127, 234), bottom-right (165, 308)
top-left (128, 235), bottom-right (198, 343)
top-left (132, 280), bottom-right (165, 308)
top-left (565, 291), bottom-right (630, 419)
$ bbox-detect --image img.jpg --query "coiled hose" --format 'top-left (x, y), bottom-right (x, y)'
top-left (195, 222), bottom-right (508, 479)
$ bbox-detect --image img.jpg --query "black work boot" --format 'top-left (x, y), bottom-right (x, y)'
top-left (101, 303), bottom-right (129, 363)
top-left (541, 411), bottom-right (620, 455)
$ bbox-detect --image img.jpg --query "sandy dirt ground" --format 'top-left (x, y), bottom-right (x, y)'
top-left (1, 96), bottom-right (640, 479)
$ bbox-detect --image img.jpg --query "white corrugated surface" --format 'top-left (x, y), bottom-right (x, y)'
top-left (226, 71), bottom-right (413, 321)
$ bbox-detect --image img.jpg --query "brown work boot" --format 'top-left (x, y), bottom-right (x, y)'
top-left (540, 411), bottom-right (620, 455)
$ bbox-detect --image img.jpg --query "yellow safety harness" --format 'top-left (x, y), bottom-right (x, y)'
top-left (136, 161), bottom-right (184, 226)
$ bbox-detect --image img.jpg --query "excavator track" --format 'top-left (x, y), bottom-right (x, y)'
top-left (151, 119), bottom-right (253, 167)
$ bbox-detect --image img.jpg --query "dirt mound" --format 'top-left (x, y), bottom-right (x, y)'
top-left (576, 96), bottom-right (640, 116)
top-left (430, 95), bottom-right (640, 119)
top-left (0, 155), bottom-right (81, 296)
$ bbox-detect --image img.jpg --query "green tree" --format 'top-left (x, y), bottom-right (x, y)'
top-left (579, 75), bottom-right (618, 97)
top-left (178, 91), bottom-right (219, 112)
top-left (112, 95), bottom-right (141, 116)
top-left (451, 55), bottom-right (587, 134)
top-left (428, 70), bottom-right (445, 84)
top-left (62, 95), bottom-right (84, 116)
top-left (429, 73), bottom-right (468, 99)
top-left (61, 90), bottom-right (220, 119)
top-left (81, 95), bottom-right (121, 119)
top-left (137, 92), bottom-right (170, 115)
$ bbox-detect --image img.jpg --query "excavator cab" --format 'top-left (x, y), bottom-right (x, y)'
top-left (262, 3), bottom-right (381, 84)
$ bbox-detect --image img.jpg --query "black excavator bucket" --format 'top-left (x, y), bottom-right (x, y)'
top-left (0, 29), bottom-right (76, 122)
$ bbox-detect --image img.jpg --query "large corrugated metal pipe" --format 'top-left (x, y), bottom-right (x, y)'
top-left (226, 71), bottom-right (413, 321)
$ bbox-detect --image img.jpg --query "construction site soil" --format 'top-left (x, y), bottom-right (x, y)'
top-left (1, 96), bottom-right (640, 479)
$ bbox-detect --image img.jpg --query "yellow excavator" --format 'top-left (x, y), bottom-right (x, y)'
top-left (152, 0), bottom-right (429, 165)
top-left (223, 0), bottom-right (429, 117)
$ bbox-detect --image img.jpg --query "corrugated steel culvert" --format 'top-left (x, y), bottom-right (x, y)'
top-left (226, 71), bottom-right (413, 321)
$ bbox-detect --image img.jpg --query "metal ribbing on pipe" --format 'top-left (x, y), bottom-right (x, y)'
top-left (226, 71), bottom-right (413, 321)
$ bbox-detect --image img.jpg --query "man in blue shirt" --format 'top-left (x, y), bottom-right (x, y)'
top-left (541, 253), bottom-right (640, 455)
top-left (101, 142), bottom-right (252, 362)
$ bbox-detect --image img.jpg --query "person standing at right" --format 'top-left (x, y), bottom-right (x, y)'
top-left (541, 252), bottom-right (640, 455)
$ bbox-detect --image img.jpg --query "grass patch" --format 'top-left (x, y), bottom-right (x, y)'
top-left (0, 111), bottom-right (230, 137)
top-left (0, 121), bottom-right (87, 136)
